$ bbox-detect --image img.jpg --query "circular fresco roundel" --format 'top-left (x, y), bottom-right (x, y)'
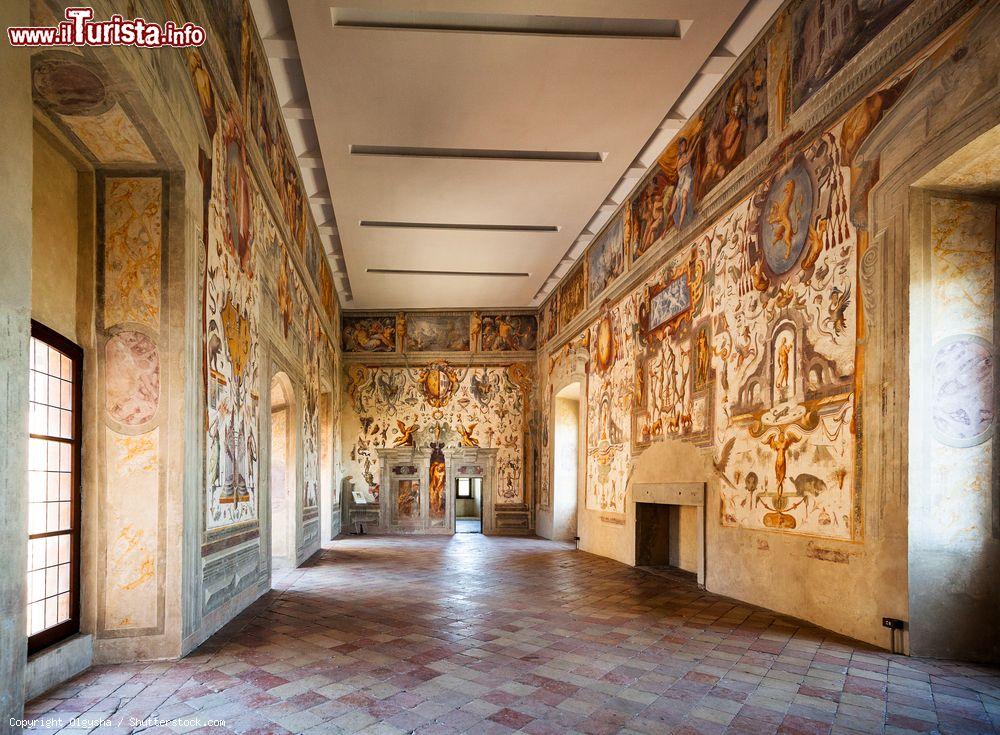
top-left (932, 334), bottom-right (994, 448)
top-left (759, 158), bottom-right (814, 276)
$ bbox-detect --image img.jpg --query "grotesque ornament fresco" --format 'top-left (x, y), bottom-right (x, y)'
top-left (204, 113), bottom-right (261, 532)
top-left (345, 364), bottom-right (530, 504)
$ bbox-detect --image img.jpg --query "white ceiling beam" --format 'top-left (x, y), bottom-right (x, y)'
top-left (702, 50), bottom-right (736, 74)
top-left (297, 148), bottom-right (323, 167)
top-left (263, 32), bottom-right (298, 59)
top-left (282, 99), bottom-right (312, 120)
top-left (658, 113), bottom-right (687, 132)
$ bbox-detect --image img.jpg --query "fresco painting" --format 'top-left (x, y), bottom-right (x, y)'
top-left (791, 0), bottom-right (915, 110)
top-left (539, 294), bottom-right (558, 347)
top-left (698, 42), bottom-right (768, 195)
top-left (104, 429), bottom-right (159, 630)
top-left (478, 314), bottom-right (538, 352)
top-left (105, 331), bottom-right (160, 426)
top-left (204, 114), bottom-right (262, 531)
top-left (343, 315), bottom-right (397, 352)
top-left (302, 311), bottom-right (321, 509)
top-left (243, 23), bottom-right (307, 251)
top-left (32, 53), bottom-right (155, 165)
top-left (587, 214), bottom-right (626, 303)
top-left (103, 177), bottom-right (163, 330)
top-left (535, 33), bottom-right (965, 538)
top-left (630, 40), bottom-right (768, 263)
top-left (404, 313), bottom-right (470, 352)
top-left (429, 447), bottom-right (447, 518)
top-left (586, 307), bottom-right (633, 514)
top-left (345, 364), bottom-right (530, 504)
top-left (395, 480), bottom-right (420, 520)
top-left (558, 262), bottom-right (587, 329)
top-left (929, 196), bottom-right (997, 450)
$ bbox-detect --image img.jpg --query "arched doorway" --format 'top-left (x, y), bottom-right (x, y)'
top-left (270, 373), bottom-right (296, 569)
top-left (552, 382), bottom-right (582, 542)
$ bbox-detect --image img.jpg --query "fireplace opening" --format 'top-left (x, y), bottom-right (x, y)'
top-left (635, 502), bottom-right (697, 582)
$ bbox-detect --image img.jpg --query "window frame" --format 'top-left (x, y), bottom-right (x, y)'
top-left (27, 320), bottom-right (83, 656)
top-left (455, 476), bottom-right (482, 500)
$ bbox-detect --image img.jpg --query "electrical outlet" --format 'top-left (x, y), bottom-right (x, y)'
top-left (882, 617), bottom-right (904, 630)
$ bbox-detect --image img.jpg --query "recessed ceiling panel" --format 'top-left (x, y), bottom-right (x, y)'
top-left (288, 0), bottom-right (754, 308)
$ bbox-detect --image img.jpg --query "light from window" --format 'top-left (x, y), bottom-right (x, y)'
top-left (456, 477), bottom-right (482, 499)
top-left (27, 323), bottom-right (81, 654)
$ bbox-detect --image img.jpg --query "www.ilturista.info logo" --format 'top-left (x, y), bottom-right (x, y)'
top-left (8, 7), bottom-right (205, 47)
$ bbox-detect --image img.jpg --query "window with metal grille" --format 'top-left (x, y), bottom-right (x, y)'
top-left (27, 321), bottom-right (82, 655)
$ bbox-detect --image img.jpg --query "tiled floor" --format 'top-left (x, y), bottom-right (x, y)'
top-left (456, 519), bottom-right (482, 534)
top-left (26, 535), bottom-right (1000, 734)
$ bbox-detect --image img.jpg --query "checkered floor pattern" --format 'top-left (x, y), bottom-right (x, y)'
top-left (25, 534), bottom-right (1000, 734)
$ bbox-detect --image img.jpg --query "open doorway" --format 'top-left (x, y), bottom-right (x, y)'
top-left (907, 127), bottom-right (1000, 662)
top-left (269, 374), bottom-right (295, 569)
top-left (552, 383), bottom-right (581, 542)
top-left (455, 476), bottom-right (483, 533)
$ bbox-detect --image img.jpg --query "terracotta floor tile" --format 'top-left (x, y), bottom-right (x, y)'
top-left (24, 535), bottom-right (1000, 734)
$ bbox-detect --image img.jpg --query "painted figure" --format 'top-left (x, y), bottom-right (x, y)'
top-left (776, 336), bottom-right (793, 396)
top-left (764, 427), bottom-right (802, 497)
top-left (429, 447), bottom-right (446, 519)
top-left (668, 137), bottom-right (696, 228)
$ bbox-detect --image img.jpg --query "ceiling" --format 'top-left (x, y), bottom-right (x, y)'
top-left (251, 0), bottom-right (782, 309)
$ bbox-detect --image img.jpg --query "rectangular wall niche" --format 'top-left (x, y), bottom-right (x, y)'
top-left (633, 483), bottom-right (705, 586)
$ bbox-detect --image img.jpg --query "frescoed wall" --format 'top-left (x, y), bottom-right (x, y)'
top-left (183, 0), bottom-right (341, 578)
top-left (536, 0), bottom-right (998, 649)
top-left (26, 0), bottom-right (344, 665)
top-left (343, 364), bottom-right (531, 505)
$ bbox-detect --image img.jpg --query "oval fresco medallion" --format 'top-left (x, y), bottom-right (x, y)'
top-left (32, 56), bottom-right (111, 116)
top-left (106, 331), bottom-right (160, 426)
top-left (932, 334), bottom-right (994, 447)
top-left (759, 158), bottom-right (814, 276)
top-left (595, 314), bottom-right (616, 373)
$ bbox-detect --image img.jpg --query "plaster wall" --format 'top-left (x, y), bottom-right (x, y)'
top-left (552, 394), bottom-right (580, 542)
top-left (31, 130), bottom-right (78, 342)
top-left (0, 0), bottom-right (33, 723)
top-left (908, 192), bottom-right (999, 662)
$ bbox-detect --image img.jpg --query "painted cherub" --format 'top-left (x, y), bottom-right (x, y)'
top-left (392, 419), bottom-right (417, 447)
top-left (458, 422), bottom-right (480, 448)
